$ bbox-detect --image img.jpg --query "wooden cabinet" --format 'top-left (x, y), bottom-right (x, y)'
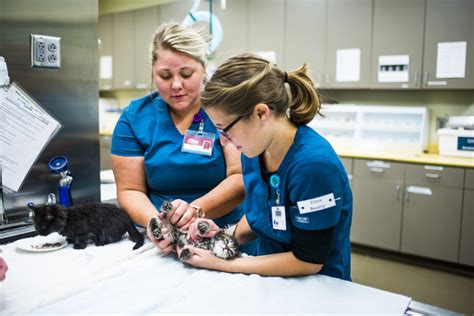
top-left (459, 169), bottom-right (474, 266)
top-left (248, 0), bottom-right (285, 65)
top-left (134, 7), bottom-right (159, 90)
top-left (351, 160), bottom-right (404, 251)
top-left (285, 0), bottom-right (326, 87)
top-left (422, 0), bottom-right (474, 89)
top-left (98, 14), bottom-right (113, 91)
top-left (401, 164), bottom-right (464, 262)
top-left (370, 0), bottom-right (425, 89)
top-left (212, 0), bottom-right (249, 66)
top-left (325, 0), bottom-right (372, 88)
top-left (112, 11), bottom-right (135, 89)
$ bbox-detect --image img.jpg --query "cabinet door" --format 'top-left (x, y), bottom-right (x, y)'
top-left (212, 0), bottom-right (249, 66)
top-left (459, 189), bottom-right (474, 266)
top-left (159, 0), bottom-right (193, 22)
top-left (326, 0), bottom-right (372, 88)
top-left (352, 178), bottom-right (404, 251)
top-left (371, 0), bottom-right (425, 89)
top-left (99, 14), bottom-right (113, 91)
top-left (134, 7), bottom-right (159, 90)
top-left (248, 0), bottom-right (285, 65)
top-left (112, 11), bottom-right (135, 89)
top-left (401, 186), bottom-right (463, 262)
top-left (422, 0), bottom-right (474, 89)
top-left (285, 0), bottom-right (326, 87)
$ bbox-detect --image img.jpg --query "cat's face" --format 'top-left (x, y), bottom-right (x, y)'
top-left (32, 205), bottom-right (67, 236)
top-left (212, 233), bottom-right (239, 260)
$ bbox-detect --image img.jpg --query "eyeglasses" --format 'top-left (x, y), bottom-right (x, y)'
top-left (216, 115), bottom-right (243, 140)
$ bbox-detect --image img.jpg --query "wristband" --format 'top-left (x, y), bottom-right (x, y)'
top-left (189, 204), bottom-right (205, 218)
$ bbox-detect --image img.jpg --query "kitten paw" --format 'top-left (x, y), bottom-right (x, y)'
top-left (149, 217), bottom-right (164, 240)
top-left (197, 220), bottom-right (211, 234)
top-left (160, 201), bottom-right (173, 213)
top-left (178, 248), bottom-right (193, 262)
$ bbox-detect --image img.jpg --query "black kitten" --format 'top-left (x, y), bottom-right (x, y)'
top-left (31, 202), bottom-right (144, 250)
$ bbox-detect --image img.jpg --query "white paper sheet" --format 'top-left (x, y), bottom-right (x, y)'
top-left (0, 238), bottom-right (412, 315)
top-left (99, 55), bottom-right (113, 79)
top-left (378, 55), bottom-right (410, 83)
top-left (0, 83), bottom-right (61, 192)
top-left (336, 48), bottom-right (361, 82)
top-left (436, 41), bottom-right (467, 79)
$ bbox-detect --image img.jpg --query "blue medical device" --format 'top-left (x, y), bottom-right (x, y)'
top-left (48, 156), bottom-right (73, 207)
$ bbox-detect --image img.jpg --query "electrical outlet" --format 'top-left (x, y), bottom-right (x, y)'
top-left (31, 34), bottom-right (61, 68)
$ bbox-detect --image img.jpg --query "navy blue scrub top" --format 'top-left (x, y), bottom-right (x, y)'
top-left (111, 93), bottom-right (243, 228)
top-left (242, 125), bottom-right (352, 281)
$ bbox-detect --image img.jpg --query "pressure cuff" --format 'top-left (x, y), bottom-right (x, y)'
top-left (291, 224), bottom-right (336, 264)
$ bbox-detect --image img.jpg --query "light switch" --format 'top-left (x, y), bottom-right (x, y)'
top-left (31, 34), bottom-right (61, 68)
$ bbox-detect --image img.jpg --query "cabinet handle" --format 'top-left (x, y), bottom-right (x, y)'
top-left (370, 167), bottom-right (384, 173)
top-left (425, 173), bottom-right (440, 179)
top-left (395, 185), bottom-right (401, 201)
top-left (407, 186), bottom-right (432, 196)
top-left (413, 72), bottom-right (419, 85)
top-left (423, 72), bottom-right (429, 87)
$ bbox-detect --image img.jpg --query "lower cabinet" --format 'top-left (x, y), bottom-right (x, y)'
top-left (349, 157), bottom-right (471, 266)
top-left (351, 160), bottom-right (404, 251)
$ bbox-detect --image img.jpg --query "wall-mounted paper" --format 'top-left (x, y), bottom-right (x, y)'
top-left (254, 51), bottom-right (276, 64)
top-left (378, 55), bottom-right (409, 83)
top-left (336, 48), bottom-right (360, 82)
top-left (436, 41), bottom-right (466, 79)
top-left (100, 56), bottom-right (113, 80)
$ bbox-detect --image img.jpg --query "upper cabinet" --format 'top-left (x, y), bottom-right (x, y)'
top-left (134, 7), bottom-right (160, 90)
top-left (285, 0), bottom-right (326, 87)
top-left (370, 0), bottom-right (425, 89)
top-left (325, 0), bottom-right (373, 88)
top-left (99, 0), bottom-right (474, 91)
top-left (422, 0), bottom-right (474, 89)
top-left (248, 0), bottom-right (285, 66)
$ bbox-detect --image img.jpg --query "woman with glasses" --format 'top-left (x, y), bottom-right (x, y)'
top-left (181, 53), bottom-right (353, 280)
top-left (111, 22), bottom-right (248, 254)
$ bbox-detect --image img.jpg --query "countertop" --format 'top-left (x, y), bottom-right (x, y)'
top-left (335, 148), bottom-right (474, 168)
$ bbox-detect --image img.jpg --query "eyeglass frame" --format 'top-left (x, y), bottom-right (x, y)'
top-left (216, 115), bottom-right (244, 140)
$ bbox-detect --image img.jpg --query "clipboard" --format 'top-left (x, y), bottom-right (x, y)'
top-left (0, 82), bottom-right (62, 192)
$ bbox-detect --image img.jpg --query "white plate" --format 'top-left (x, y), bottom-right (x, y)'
top-left (16, 233), bottom-right (68, 252)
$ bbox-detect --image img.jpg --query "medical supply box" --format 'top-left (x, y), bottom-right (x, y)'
top-left (437, 116), bottom-right (474, 158)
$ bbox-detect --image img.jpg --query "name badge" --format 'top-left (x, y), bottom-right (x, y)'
top-left (271, 206), bottom-right (286, 230)
top-left (181, 130), bottom-right (215, 156)
top-left (297, 193), bottom-right (336, 214)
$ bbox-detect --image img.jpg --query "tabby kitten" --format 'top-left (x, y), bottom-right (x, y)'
top-left (31, 202), bottom-right (144, 250)
top-left (149, 201), bottom-right (239, 261)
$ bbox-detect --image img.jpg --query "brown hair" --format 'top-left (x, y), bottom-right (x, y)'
top-left (201, 53), bottom-right (321, 125)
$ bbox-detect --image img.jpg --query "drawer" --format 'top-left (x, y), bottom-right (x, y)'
top-left (405, 164), bottom-right (464, 188)
top-left (465, 168), bottom-right (474, 190)
top-left (353, 159), bottom-right (404, 181)
top-left (340, 157), bottom-right (353, 175)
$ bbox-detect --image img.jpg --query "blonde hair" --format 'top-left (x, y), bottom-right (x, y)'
top-left (151, 21), bottom-right (207, 67)
top-left (201, 54), bottom-right (320, 125)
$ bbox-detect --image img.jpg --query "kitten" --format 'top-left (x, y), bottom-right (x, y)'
top-left (149, 201), bottom-right (239, 261)
top-left (31, 202), bottom-right (144, 250)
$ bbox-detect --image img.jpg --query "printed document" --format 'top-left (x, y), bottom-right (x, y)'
top-left (0, 82), bottom-right (61, 192)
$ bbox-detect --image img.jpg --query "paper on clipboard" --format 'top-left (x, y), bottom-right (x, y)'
top-left (0, 82), bottom-right (62, 192)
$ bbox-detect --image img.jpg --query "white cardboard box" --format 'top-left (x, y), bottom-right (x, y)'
top-left (438, 128), bottom-right (474, 158)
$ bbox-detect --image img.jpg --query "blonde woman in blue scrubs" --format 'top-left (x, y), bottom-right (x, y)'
top-left (111, 22), bottom-right (246, 254)
top-left (182, 54), bottom-right (353, 280)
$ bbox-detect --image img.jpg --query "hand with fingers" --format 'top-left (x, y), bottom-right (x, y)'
top-left (166, 199), bottom-right (202, 230)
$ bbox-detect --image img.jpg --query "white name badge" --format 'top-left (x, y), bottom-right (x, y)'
top-left (181, 130), bottom-right (215, 156)
top-left (271, 206), bottom-right (286, 230)
top-left (297, 193), bottom-right (336, 214)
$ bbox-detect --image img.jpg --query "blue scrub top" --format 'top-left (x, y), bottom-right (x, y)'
top-left (242, 125), bottom-right (352, 280)
top-left (111, 93), bottom-right (243, 228)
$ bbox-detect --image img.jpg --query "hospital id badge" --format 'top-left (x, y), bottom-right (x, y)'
top-left (271, 206), bottom-right (287, 230)
top-left (181, 130), bottom-right (215, 156)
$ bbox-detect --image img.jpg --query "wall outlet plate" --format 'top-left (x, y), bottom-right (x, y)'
top-left (30, 34), bottom-right (61, 68)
